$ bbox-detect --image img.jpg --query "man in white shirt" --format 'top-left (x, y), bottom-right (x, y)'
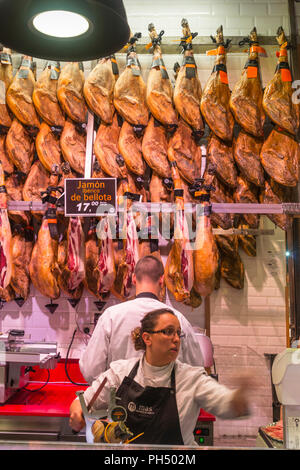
top-left (79, 255), bottom-right (204, 384)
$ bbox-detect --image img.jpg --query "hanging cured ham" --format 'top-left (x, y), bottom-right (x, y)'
top-left (234, 175), bottom-right (260, 229)
top-left (60, 118), bottom-right (86, 175)
top-left (206, 132), bottom-right (237, 188)
top-left (173, 19), bottom-right (204, 137)
top-left (260, 179), bottom-right (293, 231)
top-left (167, 117), bottom-right (202, 184)
top-left (9, 225), bottom-right (34, 302)
top-left (263, 27), bottom-right (299, 136)
top-left (36, 122), bottom-right (62, 173)
top-left (112, 177), bottom-right (141, 300)
top-left (94, 216), bottom-right (116, 300)
top-left (0, 161), bottom-right (12, 293)
top-left (29, 168), bottom-right (61, 299)
top-left (84, 220), bottom-right (100, 298)
top-left (6, 172), bottom-right (31, 225)
top-left (146, 23), bottom-right (177, 128)
top-left (6, 118), bottom-right (35, 175)
top-left (0, 48), bottom-right (13, 132)
top-left (215, 234), bottom-right (244, 289)
top-left (57, 217), bottom-right (85, 300)
top-left (114, 33), bottom-right (149, 128)
top-left (149, 171), bottom-right (173, 205)
top-left (85, 216), bottom-right (116, 301)
top-left (164, 152), bottom-right (200, 306)
top-left (83, 56), bottom-right (119, 124)
top-left (6, 56), bottom-right (40, 135)
top-left (112, 209), bottom-right (140, 300)
top-left (149, 170), bottom-right (174, 234)
top-left (57, 62), bottom-right (87, 124)
top-left (238, 225), bottom-right (257, 257)
top-left (142, 116), bottom-right (171, 178)
top-left (0, 134), bottom-right (14, 175)
top-left (260, 128), bottom-right (299, 187)
top-left (193, 185), bottom-right (219, 298)
top-left (91, 160), bottom-right (106, 179)
top-left (32, 61), bottom-right (65, 130)
top-left (203, 166), bottom-right (233, 230)
top-left (233, 130), bottom-right (264, 187)
top-left (23, 160), bottom-right (50, 219)
top-left (200, 26), bottom-right (234, 142)
top-left (230, 27), bottom-right (266, 138)
top-left (118, 119), bottom-right (146, 176)
top-left (94, 112), bottom-right (127, 178)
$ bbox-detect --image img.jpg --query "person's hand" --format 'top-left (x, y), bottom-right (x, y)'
top-left (69, 398), bottom-right (86, 432)
top-left (230, 372), bottom-right (257, 417)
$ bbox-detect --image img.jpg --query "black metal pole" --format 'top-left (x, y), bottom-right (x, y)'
top-left (288, 0), bottom-right (300, 343)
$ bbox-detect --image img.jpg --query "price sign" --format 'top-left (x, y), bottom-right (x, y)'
top-left (64, 178), bottom-right (117, 217)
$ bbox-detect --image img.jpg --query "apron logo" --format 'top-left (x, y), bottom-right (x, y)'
top-left (128, 402), bottom-right (136, 412)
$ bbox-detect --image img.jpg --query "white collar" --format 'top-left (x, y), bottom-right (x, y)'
top-left (141, 355), bottom-right (174, 377)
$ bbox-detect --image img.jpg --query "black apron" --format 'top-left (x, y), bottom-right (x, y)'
top-left (115, 360), bottom-right (184, 445)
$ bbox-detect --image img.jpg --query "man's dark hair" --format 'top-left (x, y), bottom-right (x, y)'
top-left (134, 255), bottom-right (164, 283)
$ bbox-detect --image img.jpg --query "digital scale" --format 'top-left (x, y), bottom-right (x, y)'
top-left (271, 348), bottom-right (300, 449)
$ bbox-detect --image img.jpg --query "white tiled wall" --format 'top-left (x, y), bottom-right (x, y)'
top-left (123, 0), bottom-right (290, 36)
top-left (0, 0), bottom-right (295, 442)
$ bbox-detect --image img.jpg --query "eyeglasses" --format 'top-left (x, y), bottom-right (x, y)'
top-left (148, 328), bottom-right (185, 339)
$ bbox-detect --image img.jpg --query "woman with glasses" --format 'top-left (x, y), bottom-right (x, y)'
top-left (69, 308), bottom-right (251, 446)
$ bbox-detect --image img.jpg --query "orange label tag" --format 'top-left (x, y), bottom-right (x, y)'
top-left (206, 48), bottom-right (218, 56)
top-left (281, 68), bottom-right (292, 82)
top-left (206, 45), bottom-right (226, 56)
top-left (276, 49), bottom-right (288, 58)
top-left (250, 45), bottom-right (267, 56)
top-left (219, 70), bottom-right (228, 84)
top-left (247, 66), bottom-right (258, 78)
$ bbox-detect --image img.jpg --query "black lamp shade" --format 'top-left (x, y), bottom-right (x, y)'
top-left (0, 0), bottom-right (130, 61)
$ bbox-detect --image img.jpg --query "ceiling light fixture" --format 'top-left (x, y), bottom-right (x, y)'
top-left (0, 0), bottom-right (130, 61)
top-left (32, 10), bottom-right (90, 38)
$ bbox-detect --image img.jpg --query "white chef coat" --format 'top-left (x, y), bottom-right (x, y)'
top-left (79, 296), bottom-right (204, 384)
top-left (83, 355), bottom-right (240, 446)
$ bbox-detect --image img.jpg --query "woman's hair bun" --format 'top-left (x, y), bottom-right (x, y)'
top-left (131, 327), bottom-right (145, 351)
